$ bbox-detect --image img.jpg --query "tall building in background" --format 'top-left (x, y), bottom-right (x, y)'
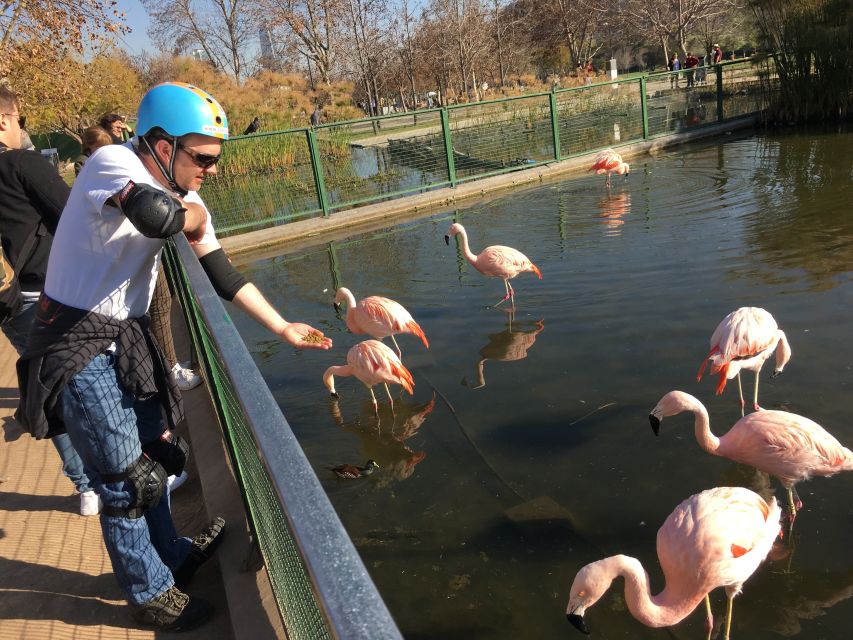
top-left (259, 27), bottom-right (274, 60)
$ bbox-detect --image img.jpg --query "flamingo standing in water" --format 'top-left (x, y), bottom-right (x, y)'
top-left (445, 222), bottom-right (542, 307)
top-left (589, 148), bottom-right (630, 188)
top-left (334, 287), bottom-right (429, 358)
top-left (566, 486), bottom-right (780, 640)
top-left (323, 340), bottom-right (414, 414)
top-left (697, 307), bottom-right (792, 415)
top-left (649, 390), bottom-right (853, 527)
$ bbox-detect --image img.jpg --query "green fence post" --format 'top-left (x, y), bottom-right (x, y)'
top-left (640, 77), bottom-right (649, 139)
top-left (716, 66), bottom-right (724, 122)
top-left (306, 128), bottom-right (331, 216)
top-left (440, 108), bottom-right (457, 187)
top-left (549, 90), bottom-right (561, 161)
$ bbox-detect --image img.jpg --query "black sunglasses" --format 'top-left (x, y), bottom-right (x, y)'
top-left (1, 113), bottom-right (25, 128)
top-left (177, 142), bottom-right (221, 169)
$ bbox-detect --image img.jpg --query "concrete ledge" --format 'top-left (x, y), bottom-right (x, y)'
top-left (221, 116), bottom-right (756, 259)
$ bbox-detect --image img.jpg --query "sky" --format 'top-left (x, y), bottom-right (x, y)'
top-left (113, 1), bottom-right (154, 56)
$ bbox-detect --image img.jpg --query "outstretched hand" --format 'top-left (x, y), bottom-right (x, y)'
top-left (279, 322), bottom-right (333, 350)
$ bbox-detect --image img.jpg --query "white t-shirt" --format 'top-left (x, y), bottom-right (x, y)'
top-left (45, 142), bottom-right (217, 320)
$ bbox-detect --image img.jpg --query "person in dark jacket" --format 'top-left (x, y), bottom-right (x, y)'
top-left (0, 84), bottom-right (99, 515)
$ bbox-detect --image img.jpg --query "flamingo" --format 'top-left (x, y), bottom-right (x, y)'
top-left (697, 307), bottom-right (792, 415)
top-left (566, 486), bottom-right (781, 640)
top-left (589, 148), bottom-right (630, 188)
top-left (649, 390), bottom-right (853, 527)
top-left (323, 340), bottom-right (414, 414)
top-left (333, 287), bottom-right (429, 358)
top-left (445, 222), bottom-right (542, 307)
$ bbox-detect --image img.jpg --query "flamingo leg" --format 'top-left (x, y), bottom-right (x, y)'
top-left (605, 173), bottom-right (611, 189)
top-left (704, 595), bottom-right (714, 640)
top-left (723, 592), bottom-right (735, 640)
top-left (390, 334), bottom-right (402, 359)
top-left (753, 370), bottom-right (762, 411)
top-left (384, 383), bottom-right (396, 416)
top-left (368, 386), bottom-right (379, 416)
top-left (493, 279), bottom-right (512, 307)
top-left (736, 373), bottom-right (745, 417)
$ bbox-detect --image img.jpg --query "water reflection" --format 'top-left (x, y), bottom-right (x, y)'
top-left (328, 394), bottom-right (435, 483)
top-left (596, 192), bottom-right (631, 235)
top-left (462, 313), bottom-right (545, 389)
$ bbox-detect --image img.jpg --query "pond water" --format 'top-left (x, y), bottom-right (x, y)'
top-left (229, 127), bottom-right (853, 639)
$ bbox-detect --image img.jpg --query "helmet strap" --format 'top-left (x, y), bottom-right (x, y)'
top-left (139, 134), bottom-right (189, 197)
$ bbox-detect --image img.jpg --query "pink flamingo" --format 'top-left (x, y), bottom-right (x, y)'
top-left (649, 390), bottom-right (853, 526)
top-left (333, 287), bottom-right (429, 358)
top-left (566, 486), bottom-right (780, 640)
top-left (445, 222), bottom-right (542, 307)
top-left (697, 307), bottom-right (792, 415)
top-left (589, 148), bottom-right (630, 188)
top-left (323, 340), bottom-right (414, 414)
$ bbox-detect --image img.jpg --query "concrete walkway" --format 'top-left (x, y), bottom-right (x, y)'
top-left (0, 306), bottom-right (285, 639)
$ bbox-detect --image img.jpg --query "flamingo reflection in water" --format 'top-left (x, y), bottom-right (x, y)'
top-left (328, 393), bottom-right (435, 482)
top-left (462, 313), bottom-right (545, 389)
top-left (597, 192), bottom-right (631, 233)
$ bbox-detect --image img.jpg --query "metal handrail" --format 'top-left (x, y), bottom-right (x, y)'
top-left (172, 234), bottom-right (403, 640)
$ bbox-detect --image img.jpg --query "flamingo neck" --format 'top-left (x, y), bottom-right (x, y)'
top-left (687, 398), bottom-right (721, 454)
top-left (323, 364), bottom-right (353, 394)
top-left (605, 556), bottom-right (705, 628)
top-left (455, 229), bottom-right (479, 266)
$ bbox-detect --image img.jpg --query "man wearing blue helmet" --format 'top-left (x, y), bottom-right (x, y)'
top-left (16, 82), bottom-right (331, 632)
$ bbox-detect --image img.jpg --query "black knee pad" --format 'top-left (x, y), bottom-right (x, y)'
top-left (101, 453), bottom-right (168, 519)
top-left (142, 430), bottom-right (189, 477)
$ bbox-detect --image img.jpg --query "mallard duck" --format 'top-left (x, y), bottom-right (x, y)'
top-left (330, 459), bottom-right (379, 479)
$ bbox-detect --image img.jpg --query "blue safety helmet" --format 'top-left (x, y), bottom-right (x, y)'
top-left (136, 82), bottom-right (229, 140)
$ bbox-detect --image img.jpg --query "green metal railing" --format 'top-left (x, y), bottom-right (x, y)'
top-left (163, 237), bottom-right (403, 640)
top-left (202, 59), bottom-right (778, 235)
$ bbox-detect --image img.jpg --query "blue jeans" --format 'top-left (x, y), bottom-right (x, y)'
top-left (2, 298), bottom-right (92, 494)
top-left (60, 352), bottom-right (191, 604)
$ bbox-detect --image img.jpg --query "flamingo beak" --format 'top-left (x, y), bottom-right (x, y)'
top-left (330, 391), bottom-right (340, 399)
top-left (567, 613), bottom-right (590, 635)
top-left (444, 235), bottom-right (451, 245)
top-left (333, 301), bottom-right (342, 312)
top-left (649, 414), bottom-right (661, 436)
top-left (770, 369), bottom-right (782, 379)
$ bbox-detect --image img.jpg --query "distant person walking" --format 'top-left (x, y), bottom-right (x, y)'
top-left (684, 52), bottom-right (700, 88)
top-left (713, 44), bottom-right (723, 64)
top-left (669, 54), bottom-right (682, 88)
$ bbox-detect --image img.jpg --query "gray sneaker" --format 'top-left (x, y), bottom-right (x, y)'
top-left (132, 585), bottom-right (211, 632)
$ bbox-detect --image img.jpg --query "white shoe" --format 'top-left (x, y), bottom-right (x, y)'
top-left (80, 490), bottom-right (101, 516)
top-left (171, 363), bottom-right (203, 391)
top-left (167, 471), bottom-right (189, 493)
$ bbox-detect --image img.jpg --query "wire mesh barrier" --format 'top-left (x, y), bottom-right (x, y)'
top-left (199, 60), bottom-right (778, 236)
top-left (555, 81), bottom-right (645, 157)
top-left (448, 94), bottom-right (554, 180)
top-left (163, 236), bottom-right (403, 640)
top-left (316, 110), bottom-right (450, 209)
top-left (201, 130), bottom-right (322, 234)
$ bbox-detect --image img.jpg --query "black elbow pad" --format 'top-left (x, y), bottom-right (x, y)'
top-left (117, 181), bottom-right (186, 238)
top-left (199, 248), bottom-right (248, 301)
